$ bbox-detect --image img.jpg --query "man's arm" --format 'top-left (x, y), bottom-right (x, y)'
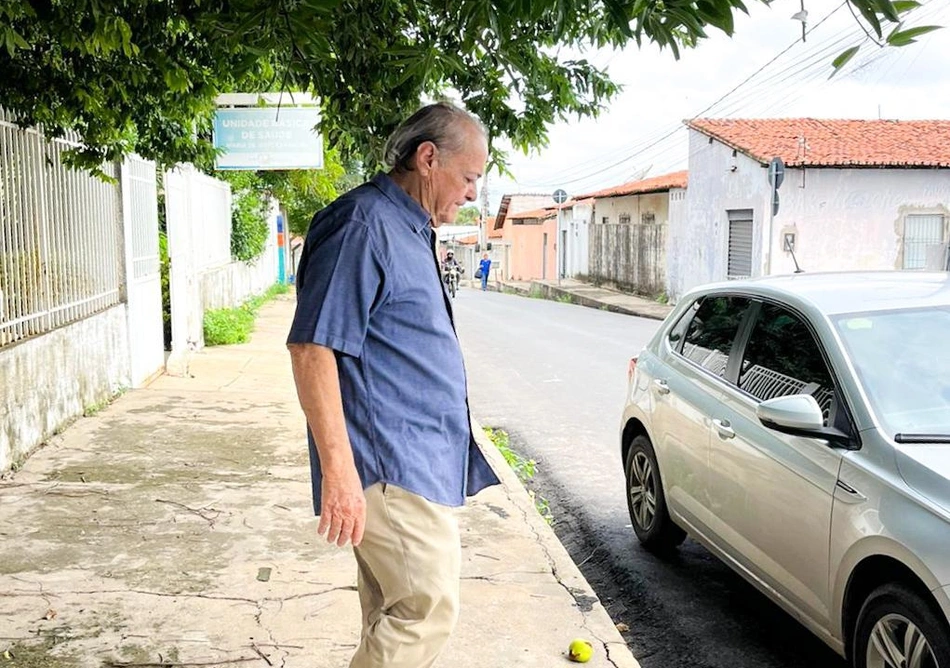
top-left (288, 342), bottom-right (366, 547)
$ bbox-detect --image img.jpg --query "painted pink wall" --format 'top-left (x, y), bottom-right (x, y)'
top-left (504, 219), bottom-right (559, 281)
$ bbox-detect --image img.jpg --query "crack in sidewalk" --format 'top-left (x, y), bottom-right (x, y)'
top-left (498, 481), bottom-right (623, 668)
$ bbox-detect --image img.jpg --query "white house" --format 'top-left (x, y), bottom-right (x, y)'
top-left (558, 198), bottom-right (593, 279)
top-left (667, 118), bottom-right (950, 301)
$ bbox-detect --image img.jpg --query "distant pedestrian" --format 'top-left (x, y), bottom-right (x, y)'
top-left (286, 101), bottom-right (500, 668)
top-left (478, 252), bottom-right (491, 291)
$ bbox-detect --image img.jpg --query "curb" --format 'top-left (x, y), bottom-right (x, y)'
top-left (471, 421), bottom-right (641, 668)
top-left (528, 281), bottom-right (670, 321)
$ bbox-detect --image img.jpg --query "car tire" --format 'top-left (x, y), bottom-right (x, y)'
top-left (853, 583), bottom-right (950, 668)
top-left (624, 434), bottom-right (686, 553)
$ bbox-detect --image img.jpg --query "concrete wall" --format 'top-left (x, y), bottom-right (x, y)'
top-left (667, 131), bottom-right (771, 301)
top-left (200, 256), bottom-right (276, 311)
top-left (765, 169), bottom-right (950, 276)
top-left (0, 306), bottom-right (130, 470)
top-left (589, 192), bottom-right (670, 295)
top-left (666, 187), bottom-right (688, 299)
top-left (201, 204), bottom-right (280, 311)
top-left (589, 222), bottom-right (667, 296)
top-left (564, 202), bottom-right (592, 278)
top-left (593, 192), bottom-right (670, 226)
top-left (667, 128), bottom-right (950, 302)
top-left (507, 194), bottom-right (555, 216)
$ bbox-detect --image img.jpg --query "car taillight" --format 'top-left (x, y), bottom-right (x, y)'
top-left (628, 356), bottom-right (638, 383)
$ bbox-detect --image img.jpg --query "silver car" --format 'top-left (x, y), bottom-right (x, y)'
top-left (620, 271), bottom-right (950, 668)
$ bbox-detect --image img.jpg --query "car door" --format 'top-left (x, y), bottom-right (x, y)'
top-left (705, 300), bottom-right (844, 628)
top-left (653, 295), bottom-right (753, 533)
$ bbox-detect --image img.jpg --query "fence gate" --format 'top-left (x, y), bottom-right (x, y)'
top-left (120, 156), bottom-right (164, 387)
top-left (163, 165), bottom-right (232, 374)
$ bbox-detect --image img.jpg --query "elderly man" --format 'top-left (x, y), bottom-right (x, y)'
top-left (287, 102), bottom-right (500, 668)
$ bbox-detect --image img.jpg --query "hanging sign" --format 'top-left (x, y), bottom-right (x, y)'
top-left (213, 107), bottom-right (323, 170)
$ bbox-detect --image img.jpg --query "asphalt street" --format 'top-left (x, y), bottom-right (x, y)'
top-left (453, 288), bottom-right (848, 668)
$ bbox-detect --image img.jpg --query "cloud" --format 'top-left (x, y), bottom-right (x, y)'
top-left (486, 0), bottom-right (950, 212)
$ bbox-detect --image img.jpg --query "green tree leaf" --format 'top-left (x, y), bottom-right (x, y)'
top-left (830, 45), bottom-right (861, 75)
top-left (454, 205), bottom-right (481, 225)
top-left (886, 24), bottom-right (941, 46)
top-left (0, 0), bottom-right (937, 174)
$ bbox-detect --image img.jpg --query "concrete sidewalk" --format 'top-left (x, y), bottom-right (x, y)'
top-left (0, 293), bottom-right (639, 668)
top-left (489, 278), bottom-right (674, 321)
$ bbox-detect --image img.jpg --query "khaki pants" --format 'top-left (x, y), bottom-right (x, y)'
top-left (349, 483), bottom-right (461, 668)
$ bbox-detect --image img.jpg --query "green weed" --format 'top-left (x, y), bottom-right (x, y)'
top-left (483, 427), bottom-right (553, 524)
top-left (203, 282), bottom-right (290, 346)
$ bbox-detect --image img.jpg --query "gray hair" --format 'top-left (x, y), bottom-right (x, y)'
top-left (384, 102), bottom-right (486, 173)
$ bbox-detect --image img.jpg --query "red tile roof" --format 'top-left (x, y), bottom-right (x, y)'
top-left (575, 170), bottom-right (688, 200)
top-left (507, 207), bottom-right (557, 221)
top-left (688, 118), bottom-right (950, 168)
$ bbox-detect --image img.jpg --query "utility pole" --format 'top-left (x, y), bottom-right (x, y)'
top-left (552, 188), bottom-right (568, 286)
top-left (479, 175), bottom-right (490, 251)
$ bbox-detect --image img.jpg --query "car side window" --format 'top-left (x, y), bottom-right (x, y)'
top-left (667, 300), bottom-right (699, 352)
top-left (680, 296), bottom-right (751, 378)
top-left (738, 303), bottom-right (836, 425)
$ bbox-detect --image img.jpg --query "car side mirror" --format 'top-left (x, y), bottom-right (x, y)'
top-left (757, 395), bottom-right (824, 430)
top-left (756, 394), bottom-right (854, 447)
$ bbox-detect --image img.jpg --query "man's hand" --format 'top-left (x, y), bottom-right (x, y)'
top-left (318, 467), bottom-right (366, 547)
top-left (288, 343), bottom-right (366, 548)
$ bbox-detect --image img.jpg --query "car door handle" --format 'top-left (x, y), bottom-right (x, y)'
top-left (653, 379), bottom-right (670, 395)
top-left (713, 419), bottom-right (736, 440)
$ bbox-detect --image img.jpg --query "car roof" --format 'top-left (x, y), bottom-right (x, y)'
top-left (688, 271), bottom-right (950, 316)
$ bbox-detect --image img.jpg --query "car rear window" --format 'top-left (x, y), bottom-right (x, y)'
top-left (679, 296), bottom-right (751, 378)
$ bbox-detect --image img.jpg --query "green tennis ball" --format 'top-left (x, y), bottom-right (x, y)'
top-left (568, 638), bottom-right (593, 663)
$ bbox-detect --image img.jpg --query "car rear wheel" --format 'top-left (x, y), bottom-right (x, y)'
top-left (625, 434), bottom-right (685, 552)
top-left (853, 583), bottom-right (950, 668)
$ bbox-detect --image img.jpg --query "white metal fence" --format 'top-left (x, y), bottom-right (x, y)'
top-left (0, 108), bottom-right (122, 346)
top-left (121, 156), bottom-right (165, 387)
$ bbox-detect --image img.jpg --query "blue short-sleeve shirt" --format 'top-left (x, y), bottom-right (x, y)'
top-left (288, 173), bottom-right (500, 511)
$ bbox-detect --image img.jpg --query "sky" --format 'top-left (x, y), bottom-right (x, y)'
top-left (481, 0), bottom-right (950, 213)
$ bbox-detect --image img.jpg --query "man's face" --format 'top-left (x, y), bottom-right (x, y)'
top-left (429, 124), bottom-right (487, 226)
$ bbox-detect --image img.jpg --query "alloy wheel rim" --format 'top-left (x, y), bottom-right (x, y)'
top-left (629, 451), bottom-right (657, 531)
top-left (867, 613), bottom-right (937, 668)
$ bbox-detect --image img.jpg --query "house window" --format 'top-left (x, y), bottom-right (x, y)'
top-left (903, 214), bottom-right (947, 270)
top-left (618, 213), bottom-right (631, 225)
top-left (727, 209), bottom-right (754, 279)
top-left (641, 212), bottom-right (656, 225)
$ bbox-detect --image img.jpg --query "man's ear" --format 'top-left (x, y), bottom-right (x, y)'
top-left (416, 141), bottom-right (438, 174)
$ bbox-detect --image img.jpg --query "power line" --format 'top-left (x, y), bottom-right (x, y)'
top-left (525, 4), bottom-right (852, 187)
top-left (517, 0), bottom-right (945, 193)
